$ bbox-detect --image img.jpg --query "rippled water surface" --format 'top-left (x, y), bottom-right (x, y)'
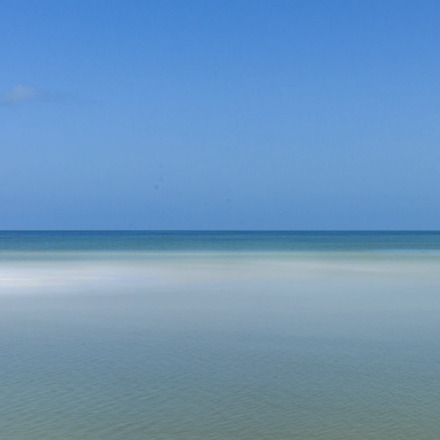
top-left (1, 232), bottom-right (440, 439)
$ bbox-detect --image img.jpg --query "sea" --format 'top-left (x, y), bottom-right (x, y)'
top-left (1, 231), bottom-right (440, 439)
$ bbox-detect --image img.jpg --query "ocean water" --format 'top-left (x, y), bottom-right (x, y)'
top-left (1, 231), bottom-right (440, 439)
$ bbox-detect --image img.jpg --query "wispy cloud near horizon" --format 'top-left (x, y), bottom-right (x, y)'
top-left (1, 84), bottom-right (59, 105)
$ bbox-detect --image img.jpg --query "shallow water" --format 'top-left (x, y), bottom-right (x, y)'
top-left (1, 232), bottom-right (440, 439)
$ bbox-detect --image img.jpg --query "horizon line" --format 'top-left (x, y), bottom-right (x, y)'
top-left (1, 229), bottom-right (440, 233)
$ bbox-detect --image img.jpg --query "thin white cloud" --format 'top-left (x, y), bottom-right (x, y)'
top-left (2, 84), bottom-right (52, 105)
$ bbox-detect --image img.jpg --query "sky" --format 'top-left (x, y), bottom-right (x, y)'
top-left (1, 0), bottom-right (440, 230)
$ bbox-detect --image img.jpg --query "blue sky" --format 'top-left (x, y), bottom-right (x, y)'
top-left (1, 0), bottom-right (440, 229)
